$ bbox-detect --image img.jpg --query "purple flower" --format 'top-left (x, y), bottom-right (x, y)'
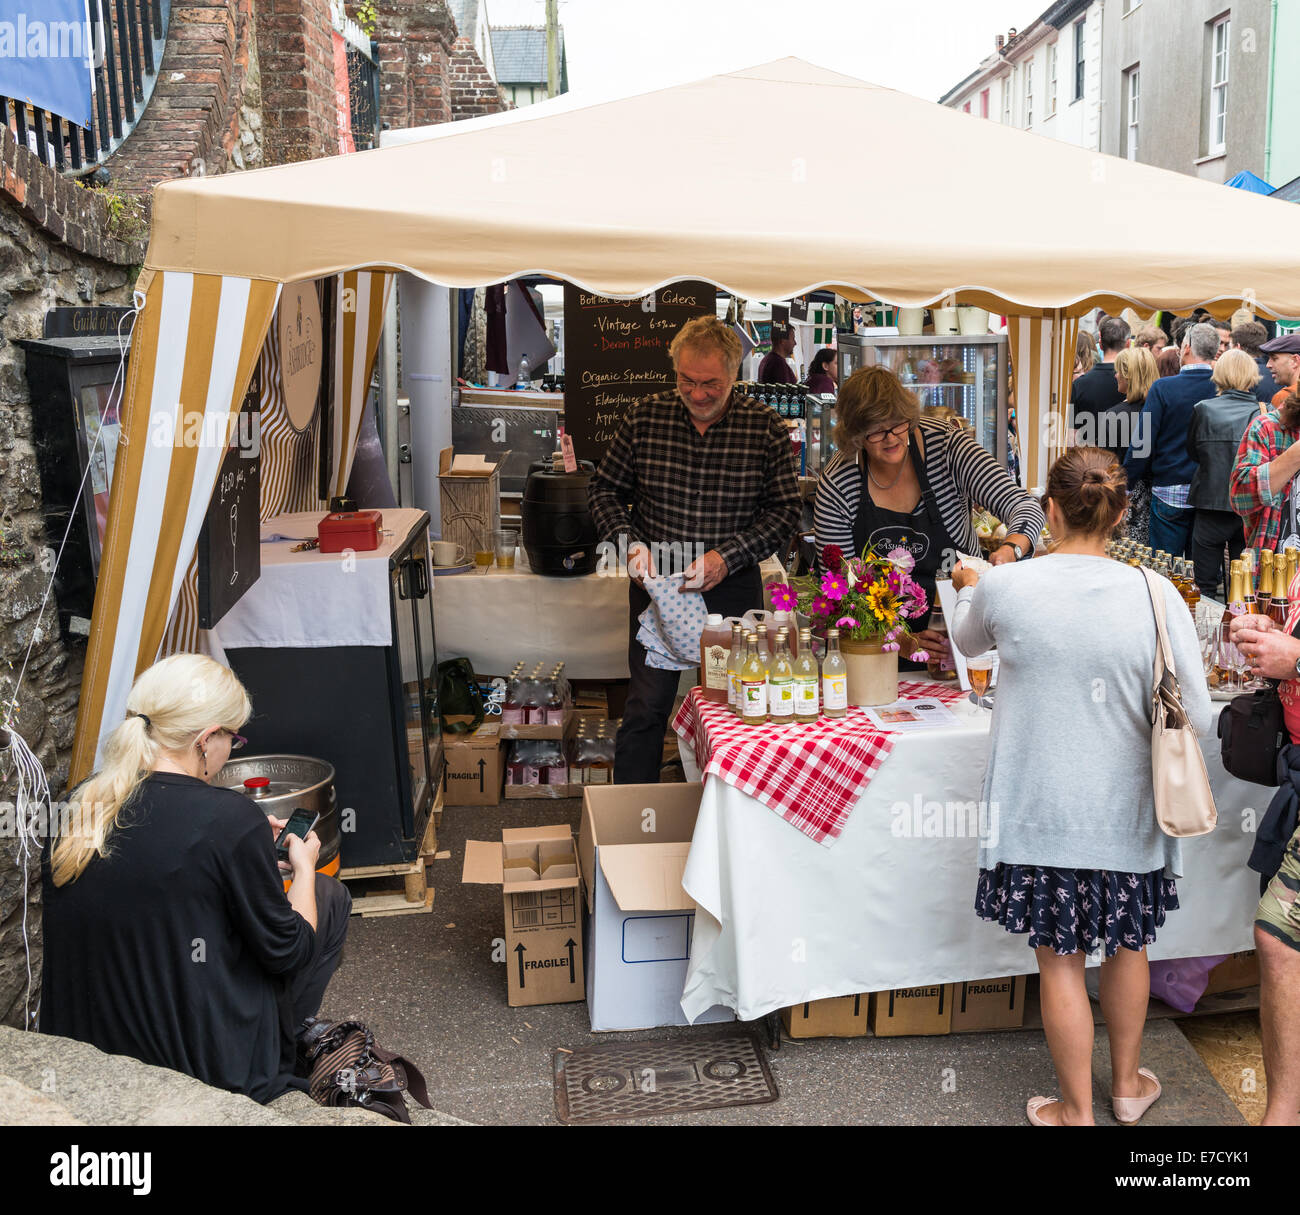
top-left (811, 594), bottom-right (834, 618)
top-left (821, 571), bottom-right (849, 601)
top-left (769, 582), bottom-right (797, 611)
top-left (887, 547), bottom-right (916, 573)
top-left (835, 615), bottom-right (858, 629)
top-left (911, 650), bottom-right (930, 663)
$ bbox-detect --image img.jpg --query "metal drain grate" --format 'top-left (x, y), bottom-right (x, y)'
top-left (553, 1033), bottom-right (778, 1124)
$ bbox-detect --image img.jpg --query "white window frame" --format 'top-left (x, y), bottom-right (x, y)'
top-left (1125, 66), bottom-right (1140, 160)
top-left (1024, 61), bottom-right (1033, 127)
top-left (1209, 14), bottom-right (1230, 155)
top-left (1073, 19), bottom-right (1086, 102)
top-left (1047, 42), bottom-right (1058, 115)
top-left (1002, 72), bottom-right (1012, 125)
top-left (1123, 0), bottom-right (1141, 14)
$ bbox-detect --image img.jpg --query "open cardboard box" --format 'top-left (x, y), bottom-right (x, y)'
top-left (578, 783), bottom-right (733, 1032)
top-left (462, 825), bottom-right (584, 1007)
top-left (443, 723), bottom-right (504, 807)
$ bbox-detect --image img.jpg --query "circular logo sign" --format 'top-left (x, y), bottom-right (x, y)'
top-left (277, 281), bottom-right (323, 433)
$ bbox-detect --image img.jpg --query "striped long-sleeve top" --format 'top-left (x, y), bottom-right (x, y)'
top-left (813, 418), bottom-right (1045, 567)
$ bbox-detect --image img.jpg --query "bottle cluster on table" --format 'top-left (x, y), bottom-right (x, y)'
top-left (1105, 540), bottom-right (1201, 614)
top-left (719, 623), bottom-right (849, 725)
top-left (501, 661), bottom-right (572, 725)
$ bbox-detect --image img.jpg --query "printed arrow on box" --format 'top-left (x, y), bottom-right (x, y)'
top-left (566, 939), bottom-right (577, 982)
top-left (516, 943), bottom-right (526, 988)
top-left (477, 757), bottom-right (486, 792)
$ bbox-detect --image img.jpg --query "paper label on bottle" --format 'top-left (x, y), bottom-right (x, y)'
top-left (544, 707), bottom-right (566, 724)
top-left (769, 681), bottom-right (794, 717)
top-left (742, 680), bottom-right (767, 715)
top-left (795, 678), bottom-right (819, 713)
top-left (729, 673), bottom-right (742, 710)
top-left (544, 766), bottom-right (568, 785)
top-left (703, 645), bottom-right (731, 690)
top-left (587, 766), bottom-right (610, 785)
top-left (824, 674), bottom-right (848, 711)
top-left (502, 708), bottom-right (524, 724)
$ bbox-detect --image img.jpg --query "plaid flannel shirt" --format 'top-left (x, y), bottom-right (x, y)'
top-left (1229, 410), bottom-right (1299, 550)
top-left (588, 389), bottom-right (801, 576)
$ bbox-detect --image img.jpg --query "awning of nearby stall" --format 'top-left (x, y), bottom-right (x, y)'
top-left (71, 56), bottom-right (1300, 780)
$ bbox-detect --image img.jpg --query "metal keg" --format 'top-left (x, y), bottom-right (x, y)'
top-left (214, 754), bottom-right (340, 871)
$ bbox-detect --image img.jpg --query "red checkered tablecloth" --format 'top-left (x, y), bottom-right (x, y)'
top-left (671, 681), bottom-right (969, 847)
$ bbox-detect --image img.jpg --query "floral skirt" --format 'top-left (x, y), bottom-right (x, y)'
top-left (975, 863), bottom-right (1179, 957)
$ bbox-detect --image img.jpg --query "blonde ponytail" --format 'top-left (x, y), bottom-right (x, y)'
top-left (51, 654), bottom-right (251, 886)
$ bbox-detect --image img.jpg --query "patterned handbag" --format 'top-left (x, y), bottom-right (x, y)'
top-left (297, 1017), bottom-right (432, 1124)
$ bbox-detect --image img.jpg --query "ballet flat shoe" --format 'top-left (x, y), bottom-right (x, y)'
top-left (1112, 1068), bottom-right (1162, 1125)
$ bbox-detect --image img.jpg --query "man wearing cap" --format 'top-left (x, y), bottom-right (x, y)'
top-left (1261, 333), bottom-right (1300, 413)
top-left (757, 323), bottom-right (799, 385)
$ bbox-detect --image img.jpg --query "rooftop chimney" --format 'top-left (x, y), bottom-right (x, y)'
top-left (995, 34), bottom-right (1005, 51)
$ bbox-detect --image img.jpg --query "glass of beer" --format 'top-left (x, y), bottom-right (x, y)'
top-left (493, 528), bottom-right (518, 570)
top-left (967, 652), bottom-right (995, 706)
top-left (473, 548), bottom-right (495, 574)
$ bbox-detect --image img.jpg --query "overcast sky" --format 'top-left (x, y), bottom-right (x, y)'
top-left (482, 0), bottom-right (1044, 102)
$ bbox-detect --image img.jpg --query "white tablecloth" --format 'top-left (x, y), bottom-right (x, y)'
top-left (679, 701), bottom-right (1261, 1023)
top-left (212, 509), bottom-right (428, 650)
top-left (432, 556), bottom-right (789, 679)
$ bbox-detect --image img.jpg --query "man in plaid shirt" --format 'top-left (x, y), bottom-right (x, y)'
top-left (589, 315), bottom-right (801, 783)
top-left (1230, 392), bottom-right (1300, 551)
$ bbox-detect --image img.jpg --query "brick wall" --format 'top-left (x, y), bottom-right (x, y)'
top-left (374, 1), bottom-right (457, 131)
top-left (0, 130), bottom-right (144, 1027)
top-left (106, 0), bottom-right (254, 192)
top-left (449, 35), bottom-right (511, 121)
top-left (256, 0), bottom-right (340, 164)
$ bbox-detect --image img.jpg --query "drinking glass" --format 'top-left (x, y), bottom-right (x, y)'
top-left (473, 549), bottom-right (495, 575)
top-left (493, 529), bottom-right (518, 570)
top-left (967, 652), bottom-right (995, 710)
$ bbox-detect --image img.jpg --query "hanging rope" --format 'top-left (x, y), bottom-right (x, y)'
top-left (1, 290), bottom-right (143, 1028)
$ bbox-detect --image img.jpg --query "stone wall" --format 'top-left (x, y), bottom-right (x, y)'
top-left (0, 130), bottom-right (146, 1028)
top-left (448, 34), bottom-right (511, 121)
top-left (255, 0), bottom-right (341, 164)
top-left (374, 1), bottom-right (457, 130)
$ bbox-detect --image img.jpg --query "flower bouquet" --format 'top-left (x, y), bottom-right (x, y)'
top-left (769, 545), bottom-right (931, 706)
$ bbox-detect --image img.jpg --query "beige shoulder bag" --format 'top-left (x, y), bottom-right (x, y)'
top-left (1139, 566), bottom-right (1217, 838)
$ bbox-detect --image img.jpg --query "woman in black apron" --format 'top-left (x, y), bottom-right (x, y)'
top-left (851, 429), bottom-right (959, 670)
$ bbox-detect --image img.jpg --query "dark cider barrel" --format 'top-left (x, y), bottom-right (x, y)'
top-left (521, 460), bottom-right (599, 576)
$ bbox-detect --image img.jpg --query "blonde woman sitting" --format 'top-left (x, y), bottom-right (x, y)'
top-left (41, 654), bottom-right (351, 1102)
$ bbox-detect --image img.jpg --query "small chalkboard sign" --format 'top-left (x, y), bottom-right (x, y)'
top-left (562, 281), bottom-right (714, 463)
top-left (198, 365), bottom-right (261, 629)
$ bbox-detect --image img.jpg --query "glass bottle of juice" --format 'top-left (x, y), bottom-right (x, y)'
top-left (544, 664), bottom-right (567, 724)
top-left (793, 627), bottom-right (820, 722)
top-left (501, 663), bottom-right (526, 725)
top-left (740, 632), bottom-right (769, 725)
top-left (756, 624), bottom-right (772, 672)
top-left (699, 613), bottom-right (733, 704)
top-left (768, 629), bottom-right (795, 722)
top-left (726, 623), bottom-right (745, 716)
top-left (822, 628), bottom-right (848, 718)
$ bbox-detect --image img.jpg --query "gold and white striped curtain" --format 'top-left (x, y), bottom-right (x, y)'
top-left (73, 271), bottom-right (392, 782)
top-left (1005, 310), bottom-right (1079, 492)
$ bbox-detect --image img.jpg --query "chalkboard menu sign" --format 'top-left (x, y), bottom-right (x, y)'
top-left (198, 365), bottom-right (261, 629)
top-left (562, 280), bottom-right (714, 462)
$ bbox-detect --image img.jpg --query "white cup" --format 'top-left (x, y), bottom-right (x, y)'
top-left (432, 541), bottom-right (466, 566)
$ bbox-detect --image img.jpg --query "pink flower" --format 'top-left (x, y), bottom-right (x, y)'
top-left (887, 547), bottom-right (916, 573)
top-left (811, 595), bottom-right (834, 618)
top-left (822, 545), bottom-right (844, 572)
top-left (821, 571), bottom-right (849, 601)
top-left (769, 582), bottom-right (797, 611)
top-left (911, 650), bottom-right (930, 663)
top-left (835, 616), bottom-right (858, 629)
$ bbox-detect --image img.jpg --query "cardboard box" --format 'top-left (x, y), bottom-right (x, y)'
top-left (870, 984), bottom-right (955, 1037)
top-left (950, 975), bottom-right (1028, 1032)
top-left (443, 724), bottom-right (504, 807)
top-left (498, 709), bottom-right (576, 741)
top-left (1203, 951), bottom-right (1259, 997)
top-left (781, 995), bottom-right (869, 1039)
top-left (578, 783), bottom-right (734, 1032)
top-left (462, 826), bottom-right (585, 1007)
top-left (438, 446), bottom-right (504, 558)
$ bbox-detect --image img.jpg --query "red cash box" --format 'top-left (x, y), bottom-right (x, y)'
top-left (317, 510), bottom-right (383, 553)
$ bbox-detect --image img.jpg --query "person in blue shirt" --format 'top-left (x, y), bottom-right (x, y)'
top-left (1123, 323), bottom-right (1220, 558)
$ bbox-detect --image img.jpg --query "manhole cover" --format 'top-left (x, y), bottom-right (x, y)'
top-left (553, 1033), bottom-right (778, 1124)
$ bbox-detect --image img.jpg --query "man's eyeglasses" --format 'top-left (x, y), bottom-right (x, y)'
top-left (864, 421), bottom-right (911, 445)
top-left (676, 374), bottom-right (728, 396)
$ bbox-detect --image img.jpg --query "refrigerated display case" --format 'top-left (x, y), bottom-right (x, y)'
top-left (831, 333), bottom-right (1011, 470)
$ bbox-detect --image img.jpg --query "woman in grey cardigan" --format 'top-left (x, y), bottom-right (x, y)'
top-left (951, 447), bottom-right (1211, 1127)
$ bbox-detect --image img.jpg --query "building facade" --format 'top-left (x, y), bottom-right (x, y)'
top-left (489, 25), bottom-right (568, 107)
top-left (940, 1), bottom-right (1104, 151)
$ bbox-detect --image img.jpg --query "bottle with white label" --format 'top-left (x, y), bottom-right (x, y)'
top-left (726, 622), bottom-right (745, 716)
top-left (740, 632), bottom-right (768, 725)
top-left (793, 627), bottom-right (820, 722)
top-left (768, 629), bottom-right (795, 721)
top-left (699, 613), bottom-right (733, 704)
top-left (822, 628), bottom-right (848, 718)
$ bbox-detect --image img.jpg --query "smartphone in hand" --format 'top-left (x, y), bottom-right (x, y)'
top-left (274, 808), bottom-right (321, 864)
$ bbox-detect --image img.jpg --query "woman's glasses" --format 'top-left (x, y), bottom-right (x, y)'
top-left (864, 421), bottom-right (911, 445)
top-left (222, 729), bottom-right (248, 751)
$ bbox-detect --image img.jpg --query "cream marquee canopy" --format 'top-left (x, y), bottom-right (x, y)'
top-left (71, 57), bottom-right (1300, 777)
